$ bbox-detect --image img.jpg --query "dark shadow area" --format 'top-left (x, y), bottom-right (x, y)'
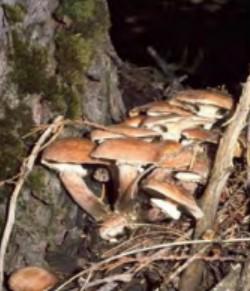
top-left (107, 0), bottom-right (250, 93)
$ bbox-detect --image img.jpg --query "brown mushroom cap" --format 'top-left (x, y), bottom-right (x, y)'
top-left (143, 179), bottom-right (203, 219)
top-left (181, 128), bottom-right (220, 144)
top-left (90, 124), bottom-right (160, 142)
top-left (42, 138), bottom-right (97, 164)
top-left (174, 89), bottom-right (233, 110)
top-left (9, 266), bottom-right (58, 291)
top-left (91, 138), bottom-right (181, 165)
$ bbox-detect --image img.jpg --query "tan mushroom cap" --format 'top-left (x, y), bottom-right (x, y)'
top-left (181, 128), bottom-right (220, 144)
top-left (143, 179), bottom-right (203, 219)
top-left (174, 89), bottom-right (233, 110)
top-left (42, 138), bottom-right (98, 164)
top-left (9, 266), bottom-right (58, 291)
top-left (91, 138), bottom-right (182, 165)
top-left (90, 124), bottom-right (160, 142)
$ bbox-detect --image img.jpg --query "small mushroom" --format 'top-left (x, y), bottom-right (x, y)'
top-left (8, 266), bottom-right (58, 291)
top-left (143, 178), bottom-right (203, 219)
top-left (90, 124), bottom-right (160, 143)
top-left (41, 138), bottom-right (110, 221)
top-left (99, 213), bottom-right (130, 242)
top-left (173, 89), bottom-right (233, 118)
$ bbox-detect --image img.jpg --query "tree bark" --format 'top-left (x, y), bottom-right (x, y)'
top-left (0, 0), bottom-right (124, 281)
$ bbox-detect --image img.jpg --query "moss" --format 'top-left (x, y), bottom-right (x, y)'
top-left (0, 103), bottom-right (33, 182)
top-left (56, 32), bottom-right (93, 85)
top-left (2, 3), bottom-right (26, 23)
top-left (27, 168), bottom-right (47, 193)
top-left (58, 0), bottom-right (96, 23)
top-left (9, 32), bottom-right (49, 95)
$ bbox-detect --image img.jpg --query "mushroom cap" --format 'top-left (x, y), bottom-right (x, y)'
top-left (174, 89), bottom-right (233, 110)
top-left (160, 147), bottom-right (194, 170)
top-left (91, 138), bottom-right (181, 165)
top-left (90, 124), bottom-right (160, 142)
top-left (121, 115), bottom-right (145, 127)
top-left (9, 266), bottom-right (57, 291)
top-left (129, 101), bottom-right (168, 117)
top-left (181, 128), bottom-right (220, 144)
top-left (143, 179), bottom-right (203, 219)
top-left (91, 138), bottom-right (158, 164)
top-left (147, 102), bottom-right (193, 117)
top-left (141, 114), bottom-right (183, 128)
top-left (42, 138), bottom-right (99, 164)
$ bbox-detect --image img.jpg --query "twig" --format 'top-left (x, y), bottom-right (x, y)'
top-left (54, 237), bottom-right (250, 291)
top-left (0, 116), bottom-right (63, 291)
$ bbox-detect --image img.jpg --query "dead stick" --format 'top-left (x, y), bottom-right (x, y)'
top-left (179, 76), bottom-right (250, 291)
top-left (0, 116), bottom-right (63, 291)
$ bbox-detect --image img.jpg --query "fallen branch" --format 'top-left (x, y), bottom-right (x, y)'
top-left (0, 116), bottom-right (63, 291)
top-left (179, 75), bottom-right (250, 291)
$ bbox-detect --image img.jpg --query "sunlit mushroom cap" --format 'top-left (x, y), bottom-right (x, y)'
top-left (143, 179), bottom-right (203, 219)
top-left (41, 138), bottom-right (100, 164)
top-left (90, 124), bottom-right (160, 142)
top-left (9, 266), bottom-right (58, 291)
top-left (174, 89), bottom-right (233, 110)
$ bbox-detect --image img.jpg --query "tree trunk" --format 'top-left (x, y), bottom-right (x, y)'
top-left (0, 0), bottom-right (125, 280)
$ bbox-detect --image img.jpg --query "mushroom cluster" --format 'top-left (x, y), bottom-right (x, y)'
top-left (41, 89), bottom-right (235, 241)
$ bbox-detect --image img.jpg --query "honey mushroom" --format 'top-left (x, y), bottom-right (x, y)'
top-left (8, 266), bottom-right (57, 291)
top-left (172, 89), bottom-right (234, 119)
top-left (41, 138), bottom-right (110, 221)
top-left (38, 88), bottom-right (236, 242)
top-left (142, 178), bottom-right (204, 219)
top-left (91, 138), bottom-right (182, 213)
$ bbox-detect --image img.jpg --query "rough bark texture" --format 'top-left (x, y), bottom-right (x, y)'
top-left (0, 0), bottom-right (124, 279)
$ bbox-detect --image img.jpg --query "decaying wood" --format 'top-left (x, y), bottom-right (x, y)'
top-left (179, 76), bottom-right (250, 291)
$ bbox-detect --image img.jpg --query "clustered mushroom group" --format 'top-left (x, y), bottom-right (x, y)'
top-left (40, 89), bottom-right (236, 243)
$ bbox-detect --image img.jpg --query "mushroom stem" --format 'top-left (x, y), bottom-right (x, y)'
top-left (59, 172), bottom-right (110, 221)
top-left (115, 164), bottom-right (140, 212)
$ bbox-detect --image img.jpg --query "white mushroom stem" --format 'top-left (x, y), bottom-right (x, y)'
top-left (150, 198), bottom-right (181, 220)
top-left (174, 171), bottom-right (204, 183)
top-left (41, 160), bottom-right (87, 177)
top-left (196, 104), bottom-right (223, 118)
top-left (115, 164), bottom-right (141, 211)
top-left (59, 172), bottom-right (109, 221)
